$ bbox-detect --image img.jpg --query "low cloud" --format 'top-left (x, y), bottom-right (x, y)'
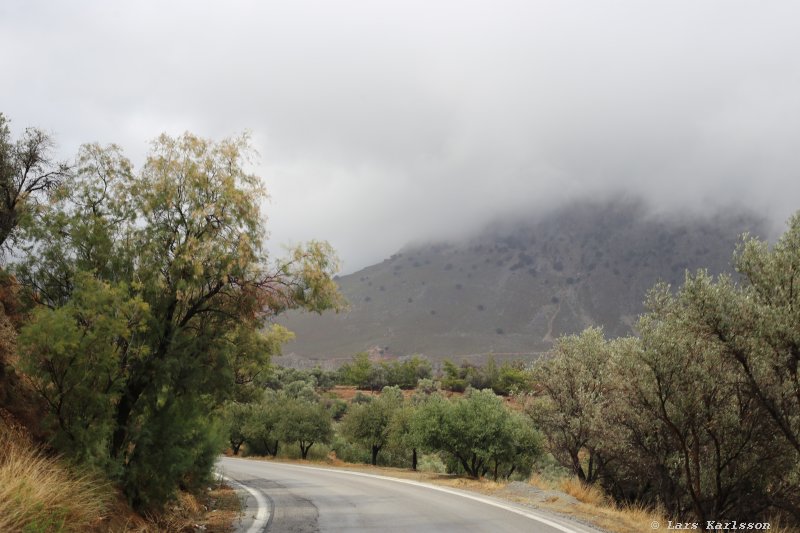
top-left (2, 1), bottom-right (798, 271)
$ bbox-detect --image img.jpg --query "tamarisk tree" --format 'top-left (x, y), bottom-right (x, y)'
top-left (17, 132), bottom-right (343, 508)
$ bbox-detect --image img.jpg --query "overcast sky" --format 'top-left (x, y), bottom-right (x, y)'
top-left (2, 1), bottom-right (799, 272)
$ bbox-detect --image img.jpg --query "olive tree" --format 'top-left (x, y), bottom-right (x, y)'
top-left (526, 327), bottom-right (613, 483)
top-left (279, 398), bottom-right (333, 460)
top-left (413, 389), bottom-right (539, 478)
top-left (341, 386), bottom-right (403, 465)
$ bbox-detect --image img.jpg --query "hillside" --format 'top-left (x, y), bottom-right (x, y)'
top-left (277, 201), bottom-right (766, 365)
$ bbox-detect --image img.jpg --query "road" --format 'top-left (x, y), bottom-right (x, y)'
top-left (218, 457), bottom-right (603, 533)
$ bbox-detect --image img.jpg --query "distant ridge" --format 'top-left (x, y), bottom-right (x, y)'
top-left (277, 200), bottom-right (765, 366)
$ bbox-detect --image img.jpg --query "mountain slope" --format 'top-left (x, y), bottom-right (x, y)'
top-left (278, 201), bottom-right (765, 364)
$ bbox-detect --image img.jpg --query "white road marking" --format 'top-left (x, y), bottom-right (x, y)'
top-left (229, 459), bottom-right (597, 533)
top-left (220, 473), bottom-right (270, 533)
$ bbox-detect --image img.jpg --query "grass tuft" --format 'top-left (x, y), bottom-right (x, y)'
top-left (557, 476), bottom-right (608, 505)
top-left (0, 430), bottom-right (110, 532)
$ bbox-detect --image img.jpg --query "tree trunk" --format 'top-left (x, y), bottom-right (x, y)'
top-left (301, 442), bottom-right (312, 460)
top-left (110, 375), bottom-right (147, 458)
top-left (371, 444), bottom-right (380, 466)
top-left (111, 298), bottom-right (178, 459)
top-left (411, 448), bottom-right (417, 471)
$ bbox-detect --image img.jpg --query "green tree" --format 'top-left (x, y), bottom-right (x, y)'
top-left (338, 352), bottom-right (372, 388)
top-left (0, 113), bottom-right (70, 251)
top-left (279, 398), bottom-right (333, 459)
top-left (703, 218), bottom-right (800, 455)
top-left (526, 327), bottom-right (613, 483)
top-left (18, 273), bottom-right (148, 470)
top-left (16, 132), bottom-right (343, 509)
top-left (229, 324), bottom-right (293, 403)
top-left (412, 389), bottom-right (534, 478)
top-left (221, 401), bottom-right (253, 455)
top-left (605, 277), bottom-right (792, 523)
top-left (243, 392), bottom-right (284, 457)
top-left (386, 355), bottom-right (432, 389)
top-left (341, 386), bottom-right (403, 465)
top-left (440, 359), bottom-right (467, 392)
top-left (386, 402), bottom-right (420, 470)
top-left (493, 361), bottom-right (532, 396)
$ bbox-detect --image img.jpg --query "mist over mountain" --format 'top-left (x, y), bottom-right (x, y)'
top-left (277, 200), bottom-right (766, 366)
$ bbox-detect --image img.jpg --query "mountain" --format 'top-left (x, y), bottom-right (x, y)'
top-left (276, 200), bottom-right (766, 366)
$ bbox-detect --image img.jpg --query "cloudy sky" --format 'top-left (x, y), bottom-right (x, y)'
top-left (2, 1), bottom-right (799, 272)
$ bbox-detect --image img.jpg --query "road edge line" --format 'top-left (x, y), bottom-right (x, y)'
top-left (226, 459), bottom-right (596, 533)
top-left (218, 471), bottom-right (271, 533)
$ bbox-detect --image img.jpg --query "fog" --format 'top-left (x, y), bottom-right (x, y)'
top-left (2, 1), bottom-right (798, 272)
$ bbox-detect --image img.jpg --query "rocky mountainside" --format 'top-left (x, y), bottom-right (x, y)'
top-left (277, 201), bottom-right (765, 365)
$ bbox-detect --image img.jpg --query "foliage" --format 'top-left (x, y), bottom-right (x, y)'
top-left (341, 386), bottom-right (403, 465)
top-left (15, 132), bottom-right (343, 509)
top-left (0, 113), bottom-right (70, 252)
top-left (529, 213), bottom-right (800, 524)
top-left (385, 402), bottom-right (420, 470)
top-left (337, 352), bottom-right (373, 389)
top-left (18, 273), bottom-right (148, 472)
top-left (338, 353), bottom-right (433, 390)
top-left (439, 358), bottom-right (531, 395)
top-left (220, 401), bottom-right (253, 455)
top-left (278, 397), bottom-right (333, 459)
top-left (412, 389), bottom-right (540, 479)
top-left (242, 391), bottom-right (284, 457)
top-left (526, 327), bottom-right (613, 483)
top-left (385, 355), bottom-right (433, 389)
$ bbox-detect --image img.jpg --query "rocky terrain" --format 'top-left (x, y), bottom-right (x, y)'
top-left (277, 200), bottom-right (766, 365)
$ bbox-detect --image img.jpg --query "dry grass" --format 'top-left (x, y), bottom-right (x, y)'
top-left (526, 475), bottom-right (670, 533)
top-left (557, 476), bottom-right (608, 505)
top-left (105, 480), bottom-right (241, 533)
top-left (0, 429), bottom-right (111, 532)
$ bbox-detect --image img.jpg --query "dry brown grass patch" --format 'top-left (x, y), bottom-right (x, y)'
top-left (557, 477), bottom-right (608, 506)
top-left (0, 430), bottom-right (111, 532)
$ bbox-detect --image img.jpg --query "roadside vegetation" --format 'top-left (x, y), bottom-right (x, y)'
top-left (0, 112), bottom-right (343, 529)
top-left (1, 111), bottom-right (798, 531)
top-left (227, 214), bottom-right (800, 531)
top-left (0, 428), bottom-right (109, 532)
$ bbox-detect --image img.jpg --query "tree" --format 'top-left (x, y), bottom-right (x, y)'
top-left (707, 218), bottom-right (800, 456)
top-left (0, 113), bottom-right (70, 252)
top-left (338, 352), bottom-right (372, 388)
top-left (614, 277), bottom-right (794, 523)
top-left (526, 327), bottom-right (613, 483)
top-left (16, 132), bottom-right (344, 509)
top-left (278, 398), bottom-right (333, 460)
top-left (221, 401), bottom-right (253, 455)
top-left (386, 402), bottom-right (420, 470)
top-left (341, 386), bottom-right (403, 465)
top-left (412, 389), bottom-right (536, 478)
top-left (243, 392), bottom-right (284, 457)
top-left (18, 273), bottom-right (148, 470)
top-left (229, 324), bottom-right (293, 403)
top-left (386, 355), bottom-right (432, 389)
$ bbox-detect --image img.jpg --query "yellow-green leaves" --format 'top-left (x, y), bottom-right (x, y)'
top-left (16, 129), bottom-right (344, 509)
top-left (19, 273), bottom-right (149, 467)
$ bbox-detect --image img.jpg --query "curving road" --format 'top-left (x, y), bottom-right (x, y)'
top-left (218, 457), bottom-right (603, 533)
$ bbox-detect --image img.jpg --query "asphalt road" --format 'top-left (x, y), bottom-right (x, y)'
top-left (218, 457), bottom-right (603, 533)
